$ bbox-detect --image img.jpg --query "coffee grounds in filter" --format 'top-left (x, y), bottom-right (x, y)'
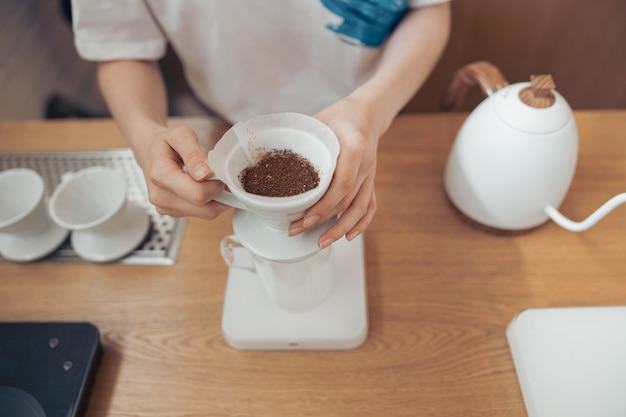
top-left (239, 149), bottom-right (320, 197)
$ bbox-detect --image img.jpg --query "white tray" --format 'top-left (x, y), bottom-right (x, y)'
top-left (507, 305), bottom-right (626, 417)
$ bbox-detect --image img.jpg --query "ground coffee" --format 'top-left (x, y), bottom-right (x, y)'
top-left (239, 149), bottom-right (320, 197)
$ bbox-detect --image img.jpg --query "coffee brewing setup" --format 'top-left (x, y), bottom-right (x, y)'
top-left (208, 113), bottom-right (368, 350)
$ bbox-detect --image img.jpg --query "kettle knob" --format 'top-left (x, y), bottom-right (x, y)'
top-left (519, 74), bottom-right (556, 108)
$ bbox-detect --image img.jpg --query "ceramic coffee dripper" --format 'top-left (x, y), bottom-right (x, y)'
top-left (221, 235), bottom-right (336, 311)
top-left (207, 112), bottom-right (340, 230)
top-left (209, 112), bottom-right (341, 311)
top-left (442, 61), bottom-right (625, 232)
top-left (48, 166), bottom-right (150, 262)
top-left (0, 168), bottom-right (68, 262)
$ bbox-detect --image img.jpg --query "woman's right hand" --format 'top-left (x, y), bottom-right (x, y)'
top-left (136, 124), bottom-right (232, 220)
top-left (97, 60), bottom-right (231, 221)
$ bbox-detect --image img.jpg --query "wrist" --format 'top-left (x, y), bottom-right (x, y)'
top-left (347, 85), bottom-right (397, 138)
top-left (123, 118), bottom-right (168, 168)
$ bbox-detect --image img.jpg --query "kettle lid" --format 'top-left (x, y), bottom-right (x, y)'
top-left (493, 75), bottom-right (573, 134)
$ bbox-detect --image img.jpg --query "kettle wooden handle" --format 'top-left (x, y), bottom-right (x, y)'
top-left (441, 61), bottom-right (509, 111)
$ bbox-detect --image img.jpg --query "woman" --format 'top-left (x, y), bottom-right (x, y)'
top-left (71, 0), bottom-right (451, 249)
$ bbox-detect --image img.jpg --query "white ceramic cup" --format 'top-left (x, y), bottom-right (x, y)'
top-left (48, 166), bottom-right (149, 262)
top-left (0, 168), bottom-right (49, 235)
top-left (49, 167), bottom-right (128, 232)
top-left (220, 235), bottom-right (336, 311)
top-left (208, 112), bottom-right (340, 229)
top-left (0, 168), bottom-right (68, 261)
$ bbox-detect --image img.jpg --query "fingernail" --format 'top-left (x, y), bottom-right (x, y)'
top-left (192, 162), bottom-right (210, 180)
top-left (346, 230), bottom-right (361, 241)
top-left (288, 226), bottom-right (304, 237)
top-left (303, 215), bottom-right (320, 229)
top-left (319, 237), bottom-right (335, 249)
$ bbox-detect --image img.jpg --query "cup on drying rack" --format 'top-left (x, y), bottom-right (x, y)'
top-left (0, 168), bottom-right (69, 262)
top-left (48, 166), bottom-right (150, 263)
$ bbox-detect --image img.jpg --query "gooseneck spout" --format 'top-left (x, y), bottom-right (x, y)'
top-left (545, 193), bottom-right (626, 232)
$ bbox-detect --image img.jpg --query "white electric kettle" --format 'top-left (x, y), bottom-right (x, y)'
top-left (442, 61), bottom-right (625, 232)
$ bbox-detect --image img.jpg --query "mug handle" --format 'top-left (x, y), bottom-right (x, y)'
top-left (220, 235), bottom-right (256, 272)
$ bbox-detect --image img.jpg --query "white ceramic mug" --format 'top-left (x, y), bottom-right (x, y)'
top-left (49, 167), bottom-right (128, 232)
top-left (48, 166), bottom-right (150, 262)
top-left (0, 168), bottom-right (68, 262)
top-left (220, 235), bottom-right (336, 311)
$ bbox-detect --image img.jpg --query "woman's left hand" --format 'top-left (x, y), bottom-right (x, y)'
top-left (288, 97), bottom-right (380, 249)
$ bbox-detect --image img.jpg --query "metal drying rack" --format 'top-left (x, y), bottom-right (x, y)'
top-left (0, 149), bottom-right (185, 265)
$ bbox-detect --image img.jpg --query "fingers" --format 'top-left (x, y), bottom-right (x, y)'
top-left (163, 125), bottom-right (212, 181)
top-left (301, 131), bottom-right (366, 225)
top-left (305, 157), bottom-right (359, 225)
top-left (141, 124), bottom-right (232, 220)
top-left (147, 178), bottom-right (230, 220)
top-left (317, 176), bottom-right (377, 249)
top-left (289, 171), bottom-right (377, 249)
top-left (344, 187), bottom-right (377, 241)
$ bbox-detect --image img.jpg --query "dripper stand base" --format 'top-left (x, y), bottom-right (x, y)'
top-left (221, 235), bottom-right (368, 350)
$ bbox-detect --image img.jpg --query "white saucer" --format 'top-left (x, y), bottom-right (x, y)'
top-left (0, 220), bottom-right (69, 262)
top-left (70, 202), bottom-right (150, 263)
top-left (232, 209), bottom-right (336, 262)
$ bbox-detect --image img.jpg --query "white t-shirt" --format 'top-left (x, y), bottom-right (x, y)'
top-left (72, 0), bottom-right (449, 123)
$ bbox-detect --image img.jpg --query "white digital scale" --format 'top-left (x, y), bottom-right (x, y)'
top-left (221, 234), bottom-right (368, 350)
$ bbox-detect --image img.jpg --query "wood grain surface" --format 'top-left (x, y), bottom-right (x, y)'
top-left (1, 112), bottom-right (625, 417)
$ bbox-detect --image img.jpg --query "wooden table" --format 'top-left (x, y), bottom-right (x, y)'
top-left (1, 112), bottom-right (625, 417)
